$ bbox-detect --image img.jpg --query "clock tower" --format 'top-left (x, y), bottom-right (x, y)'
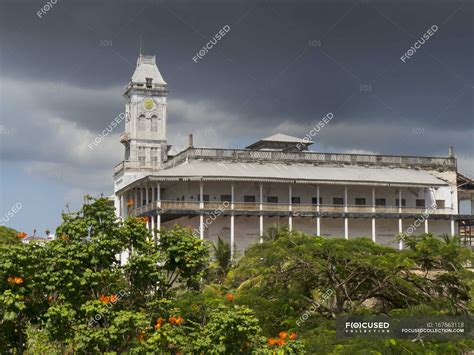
top-left (121, 54), bottom-right (168, 167)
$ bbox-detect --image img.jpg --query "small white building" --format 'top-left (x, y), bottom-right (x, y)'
top-left (113, 54), bottom-right (474, 255)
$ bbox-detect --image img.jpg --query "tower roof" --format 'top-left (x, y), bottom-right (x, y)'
top-left (130, 54), bottom-right (167, 87)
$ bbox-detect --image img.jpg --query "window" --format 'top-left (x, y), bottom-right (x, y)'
top-left (333, 197), bottom-right (344, 205)
top-left (150, 147), bottom-right (158, 166)
top-left (312, 197), bottom-right (323, 205)
top-left (146, 77), bottom-right (153, 88)
top-left (416, 199), bottom-right (425, 207)
top-left (267, 196), bottom-right (278, 203)
top-left (395, 199), bottom-right (406, 207)
top-left (138, 115), bottom-right (146, 131)
top-left (148, 188), bottom-right (153, 203)
top-left (244, 195), bottom-right (256, 203)
top-left (291, 197), bottom-right (301, 205)
top-left (198, 195), bottom-right (210, 202)
top-left (151, 115), bottom-right (158, 132)
top-left (436, 200), bottom-right (445, 208)
top-left (355, 198), bottom-right (366, 206)
top-left (375, 198), bottom-right (386, 206)
top-left (138, 147), bottom-right (146, 166)
top-left (221, 195), bottom-right (231, 202)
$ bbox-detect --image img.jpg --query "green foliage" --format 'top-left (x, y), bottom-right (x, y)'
top-left (0, 226), bottom-right (21, 245)
top-left (0, 199), bottom-right (472, 353)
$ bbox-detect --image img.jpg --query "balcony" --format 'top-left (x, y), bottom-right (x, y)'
top-left (127, 200), bottom-right (454, 217)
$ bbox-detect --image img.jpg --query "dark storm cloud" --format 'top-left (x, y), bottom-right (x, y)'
top-left (0, 0), bottom-right (472, 161)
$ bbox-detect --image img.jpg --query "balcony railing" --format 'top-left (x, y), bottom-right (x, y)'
top-left (128, 200), bottom-right (453, 216)
top-left (114, 147), bottom-right (456, 175)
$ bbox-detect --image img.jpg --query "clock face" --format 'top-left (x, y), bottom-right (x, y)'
top-left (143, 98), bottom-right (155, 110)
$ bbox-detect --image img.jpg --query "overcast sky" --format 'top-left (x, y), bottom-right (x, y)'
top-left (0, 0), bottom-right (472, 234)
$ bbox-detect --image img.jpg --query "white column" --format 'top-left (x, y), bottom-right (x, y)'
top-left (372, 218), bottom-right (376, 243)
top-left (424, 219), bottom-right (429, 234)
top-left (199, 182), bottom-right (204, 209)
top-left (259, 183), bottom-right (263, 242)
top-left (151, 214), bottom-right (155, 240)
top-left (199, 215), bottom-right (204, 240)
top-left (230, 215), bottom-right (235, 259)
top-left (120, 194), bottom-right (124, 220)
top-left (344, 218), bottom-right (349, 239)
top-left (398, 188), bottom-right (403, 249)
top-left (146, 184), bottom-right (149, 206)
top-left (156, 183), bottom-right (161, 207)
top-left (288, 184), bottom-right (293, 232)
top-left (231, 183), bottom-right (235, 257)
top-left (199, 181), bottom-right (204, 240)
top-left (451, 219), bottom-right (455, 236)
top-left (398, 189), bottom-right (402, 213)
top-left (231, 183), bottom-right (235, 210)
top-left (316, 185), bottom-right (321, 236)
top-left (344, 186), bottom-right (348, 239)
top-left (134, 188), bottom-right (138, 215)
top-left (398, 219), bottom-right (403, 250)
top-left (372, 187), bottom-right (376, 243)
top-left (156, 214), bottom-right (161, 242)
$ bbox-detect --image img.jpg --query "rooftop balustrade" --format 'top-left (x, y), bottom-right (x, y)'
top-left (114, 147), bottom-right (456, 175)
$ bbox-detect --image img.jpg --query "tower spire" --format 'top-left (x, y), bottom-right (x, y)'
top-left (139, 35), bottom-right (143, 56)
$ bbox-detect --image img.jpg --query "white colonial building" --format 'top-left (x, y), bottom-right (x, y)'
top-left (114, 54), bottom-right (474, 256)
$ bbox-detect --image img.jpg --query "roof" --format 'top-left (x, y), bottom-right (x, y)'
top-left (261, 133), bottom-right (313, 144)
top-left (144, 160), bottom-right (448, 187)
top-left (130, 55), bottom-right (167, 86)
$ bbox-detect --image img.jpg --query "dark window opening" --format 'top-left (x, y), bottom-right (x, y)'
top-left (291, 197), bottom-right (301, 204)
top-left (355, 198), bottom-right (366, 206)
top-left (416, 199), bottom-right (425, 207)
top-left (146, 77), bottom-right (153, 88)
top-left (375, 198), bottom-right (386, 206)
top-left (333, 197), bottom-right (344, 205)
top-left (267, 196), bottom-right (278, 203)
top-left (395, 199), bottom-right (406, 207)
top-left (312, 197), bottom-right (323, 205)
top-left (244, 195), bottom-right (256, 203)
top-left (221, 195), bottom-right (231, 202)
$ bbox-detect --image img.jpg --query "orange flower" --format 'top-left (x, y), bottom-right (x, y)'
top-left (14, 277), bottom-right (24, 284)
top-left (289, 332), bottom-right (297, 340)
top-left (137, 217), bottom-right (149, 223)
top-left (276, 338), bottom-right (286, 346)
top-left (16, 232), bottom-right (27, 239)
top-left (155, 317), bottom-right (165, 329)
top-left (48, 295), bottom-right (54, 302)
top-left (99, 294), bottom-right (110, 303)
top-left (127, 199), bottom-right (134, 207)
top-left (278, 331), bottom-right (287, 339)
top-left (136, 331), bottom-right (145, 342)
top-left (168, 316), bottom-right (177, 324)
top-left (225, 293), bottom-right (234, 301)
top-left (267, 338), bottom-right (277, 346)
top-left (175, 316), bottom-right (184, 325)
top-left (110, 294), bottom-right (118, 303)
